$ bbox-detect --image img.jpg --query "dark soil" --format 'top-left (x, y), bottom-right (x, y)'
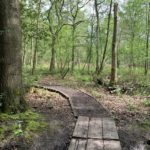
top-left (1, 88), bottom-right (75, 150)
top-left (27, 88), bottom-right (75, 150)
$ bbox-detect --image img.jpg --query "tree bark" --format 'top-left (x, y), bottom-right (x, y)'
top-left (22, 36), bottom-right (27, 65)
top-left (0, 0), bottom-right (27, 113)
top-left (130, 32), bottom-right (135, 69)
top-left (32, 0), bottom-right (41, 75)
top-left (99, 0), bottom-right (113, 74)
top-left (50, 36), bottom-right (56, 72)
top-left (110, 3), bottom-right (118, 85)
top-left (71, 24), bottom-right (76, 73)
top-left (94, 0), bottom-right (100, 73)
top-left (145, 3), bottom-right (150, 75)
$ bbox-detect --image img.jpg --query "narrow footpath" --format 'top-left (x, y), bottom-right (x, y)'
top-left (37, 84), bottom-right (122, 150)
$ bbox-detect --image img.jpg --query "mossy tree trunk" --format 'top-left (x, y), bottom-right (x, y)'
top-left (0, 0), bottom-right (27, 113)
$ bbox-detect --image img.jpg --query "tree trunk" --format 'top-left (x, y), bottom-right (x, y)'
top-left (130, 33), bottom-right (135, 69)
top-left (0, 0), bottom-right (27, 113)
top-left (110, 3), bottom-right (118, 85)
top-left (32, 0), bottom-right (41, 75)
top-left (71, 24), bottom-right (76, 73)
top-left (88, 22), bottom-right (94, 73)
top-left (22, 37), bottom-right (27, 65)
top-left (116, 29), bottom-right (122, 69)
top-left (94, 0), bottom-right (100, 73)
top-left (30, 37), bottom-right (33, 67)
top-left (50, 36), bottom-right (56, 72)
top-left (145, 3), bottom-right (150, 75)
top-left (99, 0), bottom-right (113, 74)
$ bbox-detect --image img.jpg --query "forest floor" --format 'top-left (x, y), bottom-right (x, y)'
top-left (1, 74), bottom-right (150, 150)
top-left (26, 88), bottom-right (75, 150)
top-left (38, 75), bottom-right (150, 150)
top-left (0, 87), bottom-right (75, 150)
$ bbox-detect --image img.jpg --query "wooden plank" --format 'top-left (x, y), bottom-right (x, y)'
top-left (88, 118), bottom-right (103, 139)
top-left (68, 139), bottom-right (78, 150)
top-left (103, 118), bottom-right (119, 140)
top-left (77, 139), bottom-right (87, 150)
top-left (86, 139), bottom-right (103, 150)
top-left (104, 140), bottom-right (122, 150)
top-left (68, 139), bottom-right (87, 150)
top-left (73, 116), bottom-right (89, 138)
top-left (69, 98), bottom-right (78, 117)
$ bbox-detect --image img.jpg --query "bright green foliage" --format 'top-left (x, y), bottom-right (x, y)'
top-left (21, 0), bottom-right (150, 93)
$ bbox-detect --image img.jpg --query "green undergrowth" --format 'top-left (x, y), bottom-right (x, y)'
top-left (23, 65), bottom-right (49, 86)
top-left (73, 70), bottom-right (93, 83)
top-left (139, 119), bottom-right (150, 130)
top-left (23, 65), bottom-right (150, 96)
top-left (0, 110), bottom-right (47, 144)
top-left (143, 99), bottom-right (150, 107)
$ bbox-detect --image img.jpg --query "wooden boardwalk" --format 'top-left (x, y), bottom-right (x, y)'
top-left (69, 116), bottom-right (121, 150)
top-left (36, 85), bottom-right (122, 150)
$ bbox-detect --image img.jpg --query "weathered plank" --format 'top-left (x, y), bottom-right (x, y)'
top-left (104, 140), bottom-right (122, 150)
top-left (68, 139), bottom-right (78, 150)
top-left (86, 139), bottom-right (103, 150)
top-left (88, 118), bottom-right (103, 139)
top-left (73, 116), bottom-right (89, 138)
top-left (68, 139), bottom-right (87, 150)
top-left (77, 139), bottom-right (87, 150)
top-left (103, 118), bottom-right (119, 140)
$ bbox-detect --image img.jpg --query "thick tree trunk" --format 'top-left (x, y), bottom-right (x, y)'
top-left (110, 3), bottom-right (118, 85)
top-left (0, 0), bottom-right (27, 113)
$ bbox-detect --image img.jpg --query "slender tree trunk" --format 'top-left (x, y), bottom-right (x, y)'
top-left (77, 49), bottom-right (80, 70)
top-left (99, 0), bottom-right (113, 74)
top-left (32, 38), bottom-right (38, 74)
top-left (0, 0), bottom-right (27, 113)
top-left (94, 0), bottom-right (100, 73)
top-left (32, 0), bottom-right (41, 75)
top-left (117, 30), bottom-right (122, 68)
top-left (145, 3), bottom-right (150, 75)
top-left (88, 22), bottom-right (94, 73)
top-left (22, 37), bottom-right (27, 65)
top-left (50, 36), bottom-right (56, 72)
top-left (130, 33), bottom-right (135, 69)
top-left (30, 37), bottom-right (33, 67)
top-left (110, 3), bottom-right (118, 85)
top-left (71, 24), bottom-right (76, 73)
